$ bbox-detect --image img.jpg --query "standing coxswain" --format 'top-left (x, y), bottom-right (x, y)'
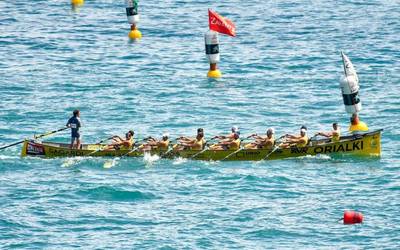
top-left (66, 109), bottom-right (82, 149)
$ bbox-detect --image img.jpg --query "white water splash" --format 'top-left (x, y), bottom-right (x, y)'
top-left (0, 155), bottom-right (18, 160)
top-left (103, 158), bottom-right (119, 169)
top-left (61, 158), bottom-right (78, 168)
top-left (143, 153), bottom-right (160, 167)
top-left (172, 157), bottom-right (187, 165)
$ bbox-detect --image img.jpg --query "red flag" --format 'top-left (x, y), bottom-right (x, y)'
top-left (208, 9), bottom-right (236, 37)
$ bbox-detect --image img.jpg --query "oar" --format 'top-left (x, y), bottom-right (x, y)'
top-left (188, 137), bottom-right (219, 160)
top-left (259, 135), bottom-right (292, 161)
top-left (102, 138), bottom-right (149, 168)
top-left (260, 143), bottom-right (284, 161)
top-left (220, 135), bottom-right (253, 161)
top-left (160, 137), bottom-right (184, 158)
top-left (0, 127), bottom-right (69, 151)
top-left (121, 138), bottom-right (150, 157)
top-left (221, 147), bottom-right (243, 161)
top-left (84, 136), bottom-right (116, 157)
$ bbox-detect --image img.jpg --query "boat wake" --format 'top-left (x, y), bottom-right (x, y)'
top-left (299, 154), bottom-right (332, 161)
top-left (61, 158), bottom-right (80, 168)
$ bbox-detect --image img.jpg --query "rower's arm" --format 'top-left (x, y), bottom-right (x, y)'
top-left (219, 139), bottom-right (234, 145)
top-left (317, 132), bottom-right (332, 138)
top-left (285, 134), bottom-right (296, 139)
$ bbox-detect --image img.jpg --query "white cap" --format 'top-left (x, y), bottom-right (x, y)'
top-left (267, 128), bottom-right (275, 134)
top-left (231, 126), bottom-right (239, 132)
top-left (162, 133), bottom-right (169, 138)
top-left (300, 128), bottom-right (307, 133)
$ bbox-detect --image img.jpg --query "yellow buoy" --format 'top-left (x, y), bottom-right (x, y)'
top-left (128, 28), bottom-right (142, 40)
top-left (71, 0), bottom-right (84, 6)
top-left (207, 63), bottom-right (221, 78)
top-left (207, 69), bottom-right (222, 78)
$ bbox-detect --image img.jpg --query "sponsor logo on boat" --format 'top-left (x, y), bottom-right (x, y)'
top-left (48, 148), bottom-right (86, 157)
top-left (290, 147), bottom-right (308, 154)
top-left (27, 142), bottom-right (45, 155)
top-left (236, 151), bottom-right (261, 158)
top-left (313, 141), bottom-right (363, 154)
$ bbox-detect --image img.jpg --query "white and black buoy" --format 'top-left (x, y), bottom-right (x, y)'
top-left (205, 30), bottom-right (221, 78)
top-left (126, 0), bottom-right (142, 40)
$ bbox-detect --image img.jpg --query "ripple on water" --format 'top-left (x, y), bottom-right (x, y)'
top-left (76, 186), bottom-right (158, 202)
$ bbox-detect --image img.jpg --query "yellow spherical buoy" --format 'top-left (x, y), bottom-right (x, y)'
top-left (207, 69), bottom-right (222, 78)
top-left (128, 29), bottom-right (142, 40)
top-left (71, 0), bottom-right (84, 6)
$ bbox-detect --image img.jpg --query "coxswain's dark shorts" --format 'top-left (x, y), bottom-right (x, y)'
top-left (72, 132), bottom-right (81, 139)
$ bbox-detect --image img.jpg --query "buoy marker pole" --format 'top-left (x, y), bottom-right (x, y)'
top-left (205, 30), bottom-right (221, 78)
top-left (205, 9), bottom-right (236, 78)
top-left (126, 0), bottom-right (142, 40)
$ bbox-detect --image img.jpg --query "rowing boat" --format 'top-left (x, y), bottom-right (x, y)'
top-left (21, 130), bottom-right (382, 161)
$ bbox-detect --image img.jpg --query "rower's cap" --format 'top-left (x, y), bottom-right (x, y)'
top-left (300, 125), bottom-right (307, 130)
top-left (197, 128), bottom-right (204, 133)
top-left (162, 133), bottom-right (169, 138)
top-left (232, 126), bottom-right (239, 132)
top-left (267, 128), bottom-right (275, 134)
top-left (128, 130), bottom-right (134, 135)
top-left (300, 128), bottom-right (307, 133)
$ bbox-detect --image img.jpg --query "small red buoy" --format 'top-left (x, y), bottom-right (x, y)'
top-left (343, 210), bottom-right (363, 224)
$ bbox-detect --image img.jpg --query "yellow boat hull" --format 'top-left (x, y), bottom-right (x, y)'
top-left (21, 130), bottom-right (382, 161)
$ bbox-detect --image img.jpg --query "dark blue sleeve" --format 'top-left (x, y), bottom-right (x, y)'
top-left (66, 117), bottom-right (72, 126)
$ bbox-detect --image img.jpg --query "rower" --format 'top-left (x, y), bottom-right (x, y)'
top-left (178, 128), bottom-right (204, 142)
top-left (281, 126), bottom-right (309, 148)
top-left (105, 130), bottom-right (135, 150)
top-left (209, 132), bottom-right (241, 151)
top-left (212, 126), bottom-right (240, 141)
top-left (140, 133), bottom-right (170, 151)
top-left (244, 128), bottom-right (275, 149)
top-left (315, 123), bottom-right (341, 142)
top-left (174, 129), bottom-right (206, 151)
top-left (349, 113), bottom-right (368, 133)
top-left (66, 109), bottom-right (82, 149)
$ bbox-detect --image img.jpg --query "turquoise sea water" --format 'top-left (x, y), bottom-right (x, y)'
top-left (1, 0), bottom-right (400, 248)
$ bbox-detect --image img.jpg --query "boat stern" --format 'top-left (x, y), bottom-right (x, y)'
top-left (20, 140), bottom-right (29, 157)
